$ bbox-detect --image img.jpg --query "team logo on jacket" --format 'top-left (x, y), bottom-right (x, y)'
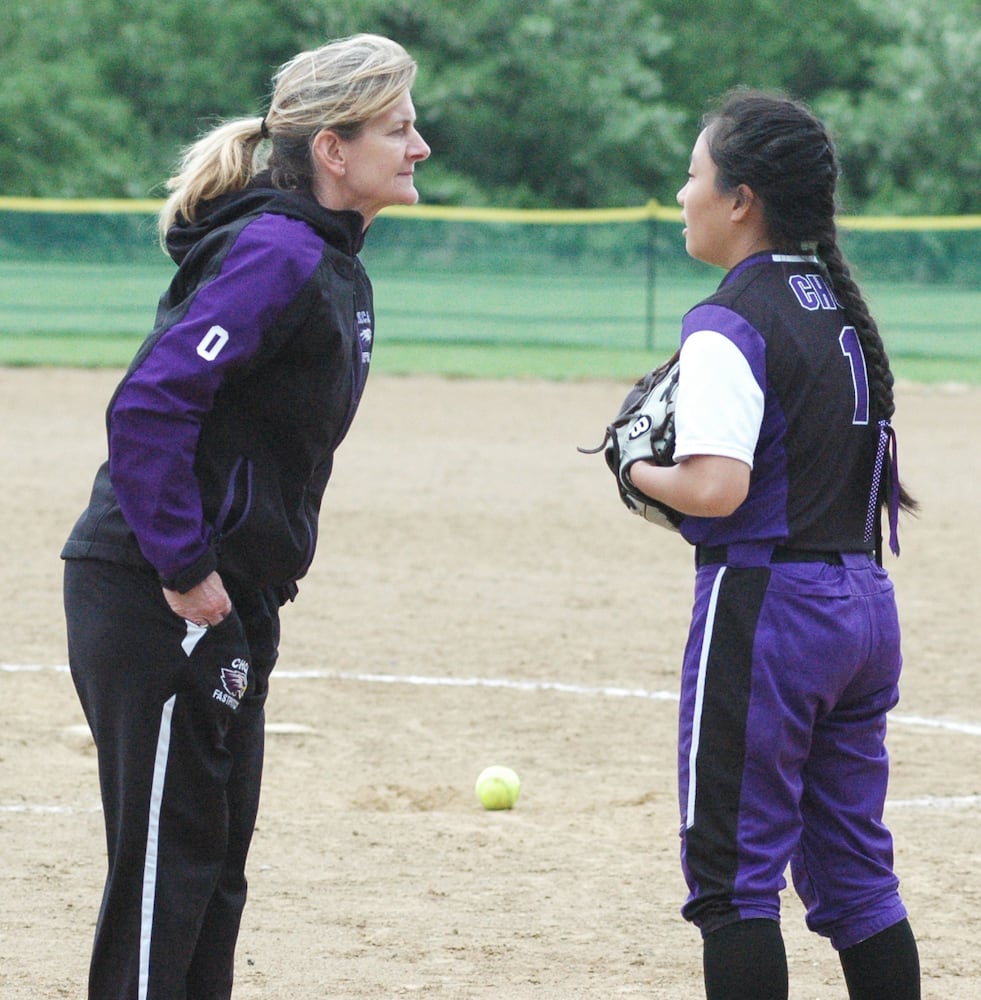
top-left (214, 657), bottom-right (250, 710)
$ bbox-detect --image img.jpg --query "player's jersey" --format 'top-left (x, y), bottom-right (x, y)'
top-left (674, 252), bottom-right (881, 552)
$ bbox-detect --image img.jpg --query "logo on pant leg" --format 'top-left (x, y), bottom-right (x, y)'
top-left (213, 657), bottom-right (250, 711)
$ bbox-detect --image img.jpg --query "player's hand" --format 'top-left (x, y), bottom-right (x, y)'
top-left (163, 571), bottom-right (232, 628)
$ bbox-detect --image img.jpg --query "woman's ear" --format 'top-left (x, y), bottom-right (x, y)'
top-left (731, 184), bottom-right (758, 221)
top-left (311, 129), bottom-right (347, 179)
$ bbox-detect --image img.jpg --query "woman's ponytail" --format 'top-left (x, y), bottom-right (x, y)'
top-left (158, 118), bottom-right (266, 245)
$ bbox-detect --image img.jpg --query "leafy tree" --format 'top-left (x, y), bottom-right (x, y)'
top-left (0, 0), bottom-right (357, 197)
top-left (1, 0), bottom-right (977, 213)
top-left (88, 0), bottom-right (318, 195)
top-left (654, 0), bottom-right (895, 119)
top-left (0, 2), bottom-right (149, 196)
top-left (340, 0), bottom-right (687, 207)
top-left (817, 0), bottom-right (981, 214)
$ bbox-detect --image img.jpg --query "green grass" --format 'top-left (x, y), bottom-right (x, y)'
top-left (1, 261), bottom-right (978, 383)
top-left (0, 261), bottom-right (170, 335)
top-left (371, 342), bottom-right (981, 384)
top-left (5, 335), bottom-right (976, 386)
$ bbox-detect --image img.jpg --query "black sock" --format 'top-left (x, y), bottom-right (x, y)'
top-left (702, 918), bottom-right (788, 1000)
top-left (839, 918), bottom-right (921, 1000)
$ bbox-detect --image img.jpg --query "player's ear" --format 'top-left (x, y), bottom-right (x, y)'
top-left (731, 184), bottom-right (758, 221)
top-left (732, 184), bottom-right (759, 218)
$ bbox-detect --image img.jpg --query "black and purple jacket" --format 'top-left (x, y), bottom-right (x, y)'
top-left (63, 180), bottom-right (374, 596)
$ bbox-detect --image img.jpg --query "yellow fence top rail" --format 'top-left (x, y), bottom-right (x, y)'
top-left (1, 196), bottom-right (979, 230)
top-left (0, 197), bottom-right (165, 214)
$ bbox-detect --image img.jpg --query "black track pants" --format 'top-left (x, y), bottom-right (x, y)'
top-left (64, 558), bottom-right (279, 1000)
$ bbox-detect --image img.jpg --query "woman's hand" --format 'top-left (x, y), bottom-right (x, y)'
top-left (163, 571), bottom-right (233, 628)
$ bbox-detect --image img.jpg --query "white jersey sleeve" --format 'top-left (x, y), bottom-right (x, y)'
top-left (673, 329), bottom-right (763, 468)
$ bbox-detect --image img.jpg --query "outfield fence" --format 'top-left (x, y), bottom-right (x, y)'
top-left (1, 198), bottom-right (978, 360)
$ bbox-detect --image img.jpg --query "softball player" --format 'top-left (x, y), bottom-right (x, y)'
top-left (629, 90), bottom-right (921, 999)
top-left (62, 35), bottom-right (429, 1000)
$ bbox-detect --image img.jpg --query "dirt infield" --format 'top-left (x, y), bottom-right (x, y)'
top-left (2, 367), bottom-right (979, 998)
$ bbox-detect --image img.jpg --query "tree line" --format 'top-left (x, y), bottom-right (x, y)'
top-left (2, 0), bottom-right (978, 215)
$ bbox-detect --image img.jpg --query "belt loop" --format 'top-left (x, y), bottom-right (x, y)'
top-left (696, 544), bottom-right (731, 567)
top-left (724, 542), bottom-right (775, 567)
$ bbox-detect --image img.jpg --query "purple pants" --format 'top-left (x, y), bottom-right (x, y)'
top-left (678, 552), bottom-right (909, 950)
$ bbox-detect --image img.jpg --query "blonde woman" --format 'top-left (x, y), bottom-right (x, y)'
top-left (62, 35), bottom-right (429, 999)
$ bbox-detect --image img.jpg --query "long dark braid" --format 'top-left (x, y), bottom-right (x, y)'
top-left (704, 88), bottom-right (916, 515)
top-left (820, 227), bottom-right (918, 516)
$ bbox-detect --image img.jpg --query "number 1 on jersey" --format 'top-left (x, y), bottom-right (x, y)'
top-left (839, 326), bottom-right (870, 425)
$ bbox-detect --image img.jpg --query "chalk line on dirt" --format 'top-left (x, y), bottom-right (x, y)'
top-left (3, 663), bottom-right (981, 736)
top-left (1, 661), bottom-right (978, 816)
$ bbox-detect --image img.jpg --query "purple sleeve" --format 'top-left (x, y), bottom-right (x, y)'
top-left (108, 214), bottom-right (323, 589)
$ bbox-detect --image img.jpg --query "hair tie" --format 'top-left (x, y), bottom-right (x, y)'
top-left (259, 117), bottom-right (270, 139)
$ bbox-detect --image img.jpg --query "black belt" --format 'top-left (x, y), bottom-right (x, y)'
top-left (696, 545), bottom-right (859, 568)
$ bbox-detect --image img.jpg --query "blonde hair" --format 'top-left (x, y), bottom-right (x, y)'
top-left (158, 34), bottom-right (417, 243)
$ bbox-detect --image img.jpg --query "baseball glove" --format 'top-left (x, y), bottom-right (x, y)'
top-left (578, 351), bottom-right (683, 531)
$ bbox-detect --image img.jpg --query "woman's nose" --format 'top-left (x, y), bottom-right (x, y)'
top-left (411, 129), bottom-right (431, 161)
